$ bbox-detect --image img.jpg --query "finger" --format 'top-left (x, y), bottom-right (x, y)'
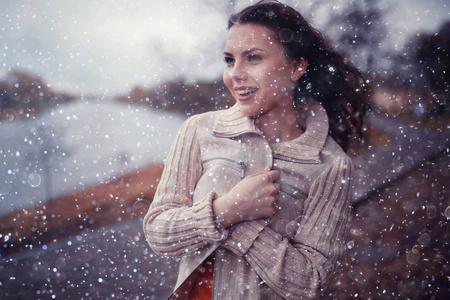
top-left (266, 183), bottom-right (280, 195)
top-left (266, 170), bottom-right (280, 182)
top-left (247, 166), bottom-right (272, 178)
top-left (273, 183), bottom-right (281, 194)
top-left (272, 197), bottom-right (279, 212)
top-left (255, 169), bottom-right (279, 180)
top-left (259, 165), bottom-right (272, 175)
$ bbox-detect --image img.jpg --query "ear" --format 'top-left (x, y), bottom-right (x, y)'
top-left (291, 57), bottom-right (308, 81)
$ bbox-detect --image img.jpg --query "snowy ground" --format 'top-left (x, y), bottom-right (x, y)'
top-left (0, 100), bottom-right (184, 217)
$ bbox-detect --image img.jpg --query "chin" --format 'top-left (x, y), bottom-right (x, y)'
top-left (237, 104), bottom-right (256, 117)
top-left (238, 106), bottom-right (266, 119)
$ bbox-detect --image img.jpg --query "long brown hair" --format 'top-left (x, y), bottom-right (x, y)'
top-left (228, 0), bottom-right (371, 152)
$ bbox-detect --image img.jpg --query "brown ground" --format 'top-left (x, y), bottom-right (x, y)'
top-left (0, 164), bottom-right (163, 256)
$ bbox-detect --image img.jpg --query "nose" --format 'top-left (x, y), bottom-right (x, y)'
top-left (229, 62), bottom-right (247, 82)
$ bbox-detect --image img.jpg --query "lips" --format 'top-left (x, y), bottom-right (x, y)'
top-left (234, 87), bottom-right (259, 99)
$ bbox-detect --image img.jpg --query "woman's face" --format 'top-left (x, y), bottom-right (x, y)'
top-left (223, 23), bottom-right (305, 119)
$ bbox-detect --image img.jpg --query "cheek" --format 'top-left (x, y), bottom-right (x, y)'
top-left (256, 67), bottom-right (282, 85)
top-left (223, 70), bottom-right (233, 92)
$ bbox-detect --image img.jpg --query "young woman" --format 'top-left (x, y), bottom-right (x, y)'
top-left (143, 1), bottom-right (370, 299)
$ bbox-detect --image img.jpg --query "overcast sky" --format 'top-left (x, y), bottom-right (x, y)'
top-left (0, 0), bottom-right (448, 96)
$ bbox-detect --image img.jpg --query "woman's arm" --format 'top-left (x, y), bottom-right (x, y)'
top-left (143, 115), bottom-right (227, 257)
top-left (221, 156), bottom-right (353, 299)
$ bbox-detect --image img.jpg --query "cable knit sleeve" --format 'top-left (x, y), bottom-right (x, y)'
top-left (142, 115), bottom-right (228, 257)
top-left (221, 155), bottom-right (353, 299)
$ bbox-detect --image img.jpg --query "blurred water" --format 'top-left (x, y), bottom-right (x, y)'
top-left (0, 100), bottom-right (184, 217)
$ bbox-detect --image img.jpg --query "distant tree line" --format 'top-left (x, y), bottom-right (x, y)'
top-left (390, 21), bottom-right (449, 114)
top-left (0, 70), bottom-right (75, 119)
top-left (115, 80), bottom-right (233, 117)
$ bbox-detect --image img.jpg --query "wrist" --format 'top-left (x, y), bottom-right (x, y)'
top-left (212, 194), bottom-right (240, 229)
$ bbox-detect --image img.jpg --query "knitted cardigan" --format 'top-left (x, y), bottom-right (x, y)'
top-left (143, 99), bottom-right (353, 299)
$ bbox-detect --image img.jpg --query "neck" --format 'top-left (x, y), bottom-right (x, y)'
top-left (255, 105), bottom-right (303, 144)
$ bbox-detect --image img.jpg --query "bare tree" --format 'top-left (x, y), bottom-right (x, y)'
top-left (326, 0), bottom-right (387, 76)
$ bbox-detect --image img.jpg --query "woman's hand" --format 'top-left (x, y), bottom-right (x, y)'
top-left (213, 166), bottom-right (280, 228)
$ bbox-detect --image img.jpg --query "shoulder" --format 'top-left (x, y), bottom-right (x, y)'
top-left (177, 110), bottom-right (217, 131)
top-left (321, 136), bottom-right (353, 170)
top-left (180, 108), bottom-right (232, 133)
top-left (182, 109), bottom-right (226, 126)
top-left (175, 109), bottom-right (232, 145)
top-left (196, 109), bottom-right (225, 125)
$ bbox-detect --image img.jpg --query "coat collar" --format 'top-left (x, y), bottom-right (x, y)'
top-left (212, 99), bottom-right (329, 163)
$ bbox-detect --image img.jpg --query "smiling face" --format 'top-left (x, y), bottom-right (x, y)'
top-left (223, 23), bottom-right (306, 121)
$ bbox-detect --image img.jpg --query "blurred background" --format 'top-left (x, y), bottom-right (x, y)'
top-left (0, 0), bottom-right (449, 299)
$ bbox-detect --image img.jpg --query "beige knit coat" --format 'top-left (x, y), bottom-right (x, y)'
top-left (143, 99), bottom-right (353, 299)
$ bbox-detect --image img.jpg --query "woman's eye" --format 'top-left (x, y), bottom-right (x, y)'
top-left (248, 54), bottom-right (262, 62)
top-left (224, 57), bottom-right (234, 64)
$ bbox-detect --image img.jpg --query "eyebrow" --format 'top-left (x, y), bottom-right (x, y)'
top-left (223, 47), bottom-right (266, 57)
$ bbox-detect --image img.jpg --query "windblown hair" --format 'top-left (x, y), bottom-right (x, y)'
top-left (228, 0), bottom-right (371, 152)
